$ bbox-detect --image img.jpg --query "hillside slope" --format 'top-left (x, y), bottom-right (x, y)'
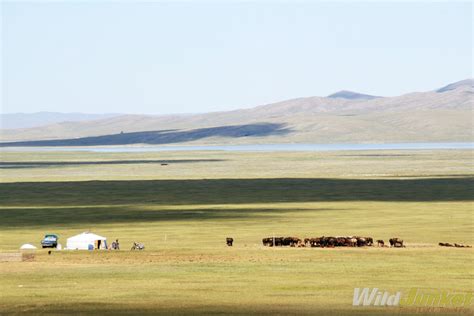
top-left (1, 79), bottom-right (472, 145)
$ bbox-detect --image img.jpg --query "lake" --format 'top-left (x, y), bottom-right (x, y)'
top-left (1, 142), bottom-right (473, 152)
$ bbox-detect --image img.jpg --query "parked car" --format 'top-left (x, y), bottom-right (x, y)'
top-left (41, 234), bottom-right (58, 248)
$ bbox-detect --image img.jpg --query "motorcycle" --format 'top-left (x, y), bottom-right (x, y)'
top-left (131, 242), bottom-right (145, 251)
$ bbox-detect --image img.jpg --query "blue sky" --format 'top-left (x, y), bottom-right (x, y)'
top-left (1, 1), bottom-right (472, 114)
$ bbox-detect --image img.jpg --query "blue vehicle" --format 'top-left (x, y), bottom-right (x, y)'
top-left (41, 234), bottom-right (58, 248)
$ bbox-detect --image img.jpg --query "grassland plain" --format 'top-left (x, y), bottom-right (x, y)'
top-left (0, 149), bottom-right (472, 315)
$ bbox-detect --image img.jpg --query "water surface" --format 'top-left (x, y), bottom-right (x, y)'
top-left (1, 142), bottom-right (472, 152)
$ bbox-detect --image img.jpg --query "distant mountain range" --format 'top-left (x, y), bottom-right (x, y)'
top-left (1, 79), bottom-right (472, 146)
top-left (0, 112), bottom-right (121, 129)
top-left (327, 90), bottom-right (380, 100)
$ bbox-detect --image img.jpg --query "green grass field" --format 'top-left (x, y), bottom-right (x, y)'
top-left (0, 149), bottom-right (472, 315)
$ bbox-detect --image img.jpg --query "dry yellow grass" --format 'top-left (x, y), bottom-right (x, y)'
top-left (0, 149), bottom-right (472, 315)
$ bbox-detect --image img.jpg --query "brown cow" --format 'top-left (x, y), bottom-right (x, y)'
top-left (305, 237), bottom-right (322, 247)
top-left (283, 237), bottom-right (302, 247)
top-left (377, 240), bottom-right (385, 247)
top-left (335, 237), bottom-right (348, 247)
top-left (439, 242), bottom-right (450, 247)
top-left (348, 238), bottom-right (358, 247)
top-left (365, 237), bottom-right (374, 246)
top-left (389, 238), bottom-right (405, 248)
top-left (262, 237), bottom-right (286, 247)
top-left (322, 237), bottom-right (337, 248)
top-left (454, 243), bottom-right (472, 248)
top-left (356, 237), bottom-right (367, 247)
top-left (262, 237), bottom-right (273, 247)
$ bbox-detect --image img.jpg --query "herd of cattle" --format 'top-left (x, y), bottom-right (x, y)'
top-left (260, 236), bottom-right (405, 248)
top-left (439, 242), bottom-right (471, 248)
top-left (225, 237), bottom-right (471, 248)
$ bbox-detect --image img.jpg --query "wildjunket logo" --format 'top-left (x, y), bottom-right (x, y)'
top-left (353, 288), bottom-right (473, 308)
top-left (353, 288), bottom-right (401, 306)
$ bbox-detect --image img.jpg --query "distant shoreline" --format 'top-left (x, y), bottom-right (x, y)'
top-left (1, 142), bottom-right (472, 153)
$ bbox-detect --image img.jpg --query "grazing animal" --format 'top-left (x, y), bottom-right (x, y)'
top-left (274, 237), bottom-right (283, 246)
top-left (226, 238), bottom-right (233, 247)
top-left (453, 243), bottom-right (472, 248)
top-left (282, 237), bottom-right (302, 247)
top-left (356, 237), bottom-right (367, 247)
top-left (337, 237), bottom-right (355, 247)
top-left (377, 240), bottom-right (385, 247)
top-left (348, 238), bottom-right (357, 247)
top-left (262, 237), bottom-right (284, 247)
top-left (439, 242), bottom-right (457, 247)
top-left (365, 237), bottom-right (374, 246)
top-left (262, 237), bottom-right (273, 247)
top-left (304, 237), bottom-right (322, 247)
top-left (389, 238), bottom-right (397, 247)
top-left (319, 236), bottom-right (327, 247)
top-left (389, 238), bottom-right (405, 248)
top-left (291, 236), bottom-right (381, 248)
top-left (321, 237), bottom-right (336, 248)
top-left (312, 237), bottom-right (323, 247)
top-left (335, 237), bottom-right (346, 247)
top-left (262, 237), bottom-right (303, 247)
top-left (274, 237), bottom-right (284, 246)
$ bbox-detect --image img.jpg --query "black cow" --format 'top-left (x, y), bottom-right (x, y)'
top-left (389, 238), bottom-right (405, 248)
top-left (262, 237), bottom-right (284, 247)
top-left (365, 237), bottom-right (374, 246)
top-left (320, 236), bottom-right (336, 248)
top-left (355, 237), bottom-right (367, 247)
top-left (282, 237), bottom-right (302, 247)
top-left (304, 237), bottom-right (322, 247)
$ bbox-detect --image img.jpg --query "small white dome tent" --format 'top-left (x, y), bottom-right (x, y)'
top-left (20, 244), bottom-right (37, 250)
top-left (66, 232), bottom-right (107, 250)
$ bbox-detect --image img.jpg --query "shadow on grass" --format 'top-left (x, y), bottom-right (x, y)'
top-left (0, 303), bottom-right (461, 316)
top-left (0, 177), bottom-right (472, 208)
top-left (0, 123), bottom-right (291, 147)
top-left (0, 206), bottom-right (338, 228)
top-left (0, 159), bottom-right (224, 169)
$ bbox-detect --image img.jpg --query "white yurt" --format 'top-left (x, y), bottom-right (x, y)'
top-left (66, 232), bottom-right (107, 250)
top-left (20, 244), bottom-right (37, 250)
